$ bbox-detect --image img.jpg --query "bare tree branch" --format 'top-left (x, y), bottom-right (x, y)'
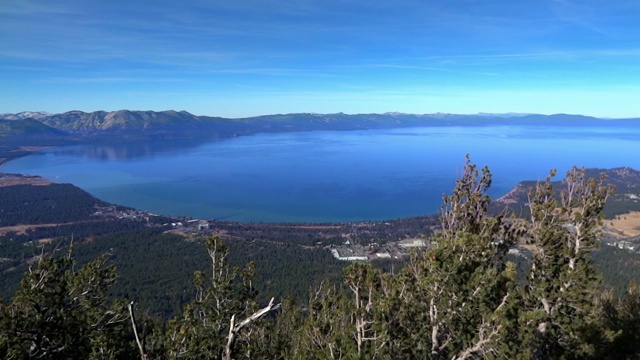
top-left (128, 301), bottom-right (147, 360)
top-left (223, 297), bottom-right (281, 360)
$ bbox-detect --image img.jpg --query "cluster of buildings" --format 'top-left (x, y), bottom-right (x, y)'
top-left (92, 205), bottom-right (151, 221)
top-left (162, 219), bottom-right (211, 234)
top-left (329, 238), bottom-right (429, 261)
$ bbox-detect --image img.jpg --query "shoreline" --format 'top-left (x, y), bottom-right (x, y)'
top-left (0, 145), bottom-right (56, 171)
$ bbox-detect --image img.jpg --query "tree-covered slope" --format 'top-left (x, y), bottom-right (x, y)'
top-left (0, 183), bottom-right (111, 226)
top-left (0, 118), bottom-right (67, 144)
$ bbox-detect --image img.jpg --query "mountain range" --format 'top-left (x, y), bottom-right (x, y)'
top-left (2, 110), bottom-right (640, 146)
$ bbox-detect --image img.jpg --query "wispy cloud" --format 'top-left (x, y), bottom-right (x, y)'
top-left (0, 0), bottom-right (80, 15)
top-left (2, 0), bottom-right (640, 116)
top-left (393, 49), bottom-right (640, 65)
top-left (36, 76), bottom-right (189, 84)
top-left (548, 0), bottom-right (612, 36)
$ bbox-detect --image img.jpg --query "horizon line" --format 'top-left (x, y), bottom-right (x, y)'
top-left (4, 109), bottom-right (640, 121)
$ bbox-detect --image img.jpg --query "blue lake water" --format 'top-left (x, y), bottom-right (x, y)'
top-left (3, 125), bottom-right (640, 222)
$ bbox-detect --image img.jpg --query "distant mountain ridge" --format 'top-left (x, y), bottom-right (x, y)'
top-left (40, 110), bottom-right (203, 132)
top-left (0, 117), bottom-right (66, 145)
top-left (1, 110), bottom-right (640, 146)
top-left (0, 111), bottom-right (51, 120)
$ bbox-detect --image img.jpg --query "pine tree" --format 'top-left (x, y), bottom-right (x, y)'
top-left (520, 167), bottom-right (614, 358)
top-left (292, 281), bottom-right (354, 359)
top-left (164, 235), bottom-right (279, 360)
top-left (0, 249), bottom-right (133, 359)
top-left (601, 282), bottom-right (640, 359)
top-left (383, 156), bottom-right (521, 358)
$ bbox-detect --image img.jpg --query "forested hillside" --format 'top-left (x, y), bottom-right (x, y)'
top-left (0, 183), bottom-right (112, 226)
top-left (0, 181), bottom-right (354, 313)
top-left (3, 160), bottom-right (640, 358)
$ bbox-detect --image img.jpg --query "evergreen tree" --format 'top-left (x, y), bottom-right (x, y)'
top-left (164, 235), bottom-right (279, 359)
top-left (292, 281), bottom-right (354, 359)
top-left (0, 249), bottom-right (134, 359)
top-left (379, 156), bottom-right (521, 358)
top-left (519, 167), bottom-right (614, 358)
top-left (596, 282), bottom-right (640, 359)
top-left (343, 263), bottom-right (386, 358)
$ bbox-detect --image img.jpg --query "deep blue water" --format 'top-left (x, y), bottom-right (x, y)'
top-left (3, 125), bottom-right (640, 222)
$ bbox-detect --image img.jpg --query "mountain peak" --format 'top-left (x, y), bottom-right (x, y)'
top-left (0, 111), bottom-right (52, 120)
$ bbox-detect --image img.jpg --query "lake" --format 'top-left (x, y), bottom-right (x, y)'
top-left (3, 125), bottom-right (640, 222)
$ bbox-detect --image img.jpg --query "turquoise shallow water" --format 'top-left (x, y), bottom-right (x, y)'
top-left (3, 125), bottom-right (640, 222)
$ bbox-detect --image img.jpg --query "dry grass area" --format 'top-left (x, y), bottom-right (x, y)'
top-left (0, 223), bottom-right (60, 236)
top-left (0, 174), bottom-right (52, 187)
top-left (607, 211), bottom-right (640, 237)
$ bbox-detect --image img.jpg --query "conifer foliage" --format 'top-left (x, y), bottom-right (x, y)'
top-left (163, 236), bottom-right (279, 360)
top-left (0, 249), bottom-right (132, 359)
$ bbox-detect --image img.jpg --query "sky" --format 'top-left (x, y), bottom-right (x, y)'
top-left (1, 0), bottom-right (640, 118)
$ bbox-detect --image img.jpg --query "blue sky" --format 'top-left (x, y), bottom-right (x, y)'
top-left (1, 0), bottom-right (639, 118)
